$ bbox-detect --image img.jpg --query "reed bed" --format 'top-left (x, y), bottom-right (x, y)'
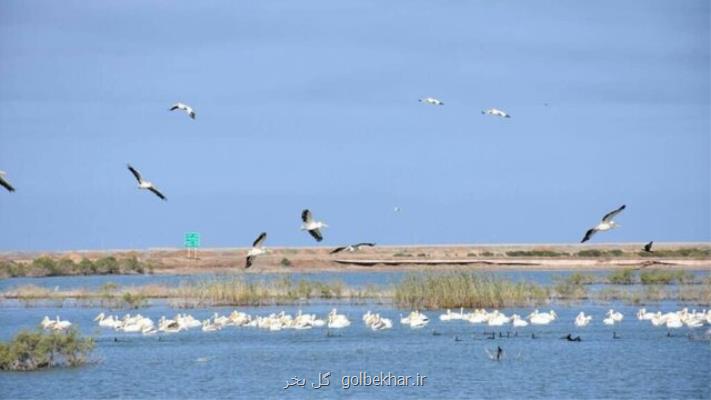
top-left (394, 272), bottom-right (549, 309)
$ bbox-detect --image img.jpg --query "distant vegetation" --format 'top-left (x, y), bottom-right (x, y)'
top-left (576, 249), bottom-right (625, 258)
top-left (394, 272), bottom-right (549, 309)
top-left (505, 250), bottom-right (569, 257)
top-left (639, 248), bottom-right (711, 259)
top-left (0, 328), bottom-right (94, 371)
top-left (0, 256), bottom-right (154, 278)
top-left (279, 258), bottom-right (292, 267)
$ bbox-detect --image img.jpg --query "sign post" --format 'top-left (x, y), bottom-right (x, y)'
top-left (184, 232), bottom-right (201, 259)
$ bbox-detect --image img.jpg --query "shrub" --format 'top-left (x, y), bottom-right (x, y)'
top-left (280, 258), bottom-right (292, 267)
top-left (0, 328), bottom-right (94, 371)
top-left (94, 257), bottom-right (119, 274)
top-left (32, 257), bottom-right (60, 276)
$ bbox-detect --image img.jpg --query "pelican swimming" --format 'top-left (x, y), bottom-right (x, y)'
top-left (400, 311), bottom-right (429, 328)
top-left (574, 312), bottom-right (592, 327)
top-left (245, 232), bottom-right (268, 268)
top-left (528, 310), bottom-right (557, 325)
top-left (581, 205), bottom-right (626, 243)
top-left (330, 242), bottom-right (375, 254)
top-left (327, 309), bottom-right (351, 329)
top-left (419, 97), bottom-right (444, 106)
top-left (169, 102), bottom-right (196, 119)
top-left (511, 314), bottom-right (529, 327)
top-left (482, 108), bottom-right (511, 118)
top-left (0, 171), bottom-right (15, 192)
top-left (127, 164), bottom-right (167, 201)
top-left (301, 209), bottom-right (328, 242)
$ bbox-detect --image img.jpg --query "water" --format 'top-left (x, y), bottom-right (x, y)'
top-left (1, 273), bottom-right (710, 399)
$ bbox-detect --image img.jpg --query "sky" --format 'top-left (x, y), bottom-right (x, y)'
top-left (0, 0), bottom-right (709, 251)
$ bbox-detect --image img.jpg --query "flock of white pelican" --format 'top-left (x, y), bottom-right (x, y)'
top-left (39, 307), bottom-right (711, 336)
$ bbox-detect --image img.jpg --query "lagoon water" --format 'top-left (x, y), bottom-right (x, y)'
top-left (1, 272), bottom-right (710, 399)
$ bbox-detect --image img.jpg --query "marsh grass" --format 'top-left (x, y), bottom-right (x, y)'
top-left (394, 272), bottom-right (549, 309)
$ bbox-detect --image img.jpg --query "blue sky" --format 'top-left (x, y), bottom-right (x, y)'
top-left (0, 0), bottom-right (708, 251)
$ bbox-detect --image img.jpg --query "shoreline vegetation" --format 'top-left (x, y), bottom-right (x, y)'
top-left (0, 328), bottom-right (94, 371)
top-left (0, 244), bottom-right (709, 278)
top-left (2, 272), bottom-right (710, 309)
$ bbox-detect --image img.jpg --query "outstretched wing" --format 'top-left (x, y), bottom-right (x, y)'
top-left (245, 256), bottom-right (254, 269)
top-left (252, 232), bottom-right (267, 248)
top-left (330, 246), bottom-right (347, 254)
top-left (127, 164), bottom-right (143, 183)
top-left (189, 111), bottom-right (196, 120)
top-left (602, 204), bottom-right (626, 222)
top-left (308, 229), bottom-right (323, 242)
top-left (301, 209), bottom-right (313, 223)
top-left (354, 243), bottom-right (375, 249)
top-left (148, 187), bottom-right (167, 200)
top-left (169, 104), bottom-right (180, 111)
top-left (0, 176), bottom-right (15, 192)
top-left (581, 228), bottom-right (596, 243)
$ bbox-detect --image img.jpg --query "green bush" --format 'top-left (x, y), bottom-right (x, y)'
top-left (32, 257), bottom-right (61, 276)
top-left (94, 257), bottom-right (119, 274)
top-left (0, 328), bottom-right (94, 371)
top-left (280, 258), bottom-right (292, 267)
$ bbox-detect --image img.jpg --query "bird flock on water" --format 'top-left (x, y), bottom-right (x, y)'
top-left (1, 98), bottom-right (659, 267)
top-left (38, 306), bottom-right (710, 336)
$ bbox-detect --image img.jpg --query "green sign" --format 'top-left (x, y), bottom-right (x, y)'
top-left (184, 232), bottom-right (201, 248)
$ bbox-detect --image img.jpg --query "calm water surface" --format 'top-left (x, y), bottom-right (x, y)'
top-left (1, 272), bottom-right (710, 399)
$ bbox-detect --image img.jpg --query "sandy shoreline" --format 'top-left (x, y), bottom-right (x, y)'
top-left (1, 243), bottom-right (709, 275)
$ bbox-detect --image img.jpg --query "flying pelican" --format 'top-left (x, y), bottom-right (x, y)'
top-left (301, 209), bottom-right (327, 242)
top-left (127, 164), bottom-right (167, 201)
top-left (330, 243), bottom-right (375, 254)
top-left (169, 102), bottom-right (196, 119)
top-left (580, 205), bottom-right (626, 243)
top-left (245, 232), bottom-right (268, 269)
top-left (482, 108), bottom-right (511, 118)
top-left (0, 171), bottom-right (15, 192)
top-left (419, 97), bottom-right (444, 106)
top-left (643, 241), bottom-right (654, 253)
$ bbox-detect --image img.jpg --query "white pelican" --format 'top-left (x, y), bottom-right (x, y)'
top-left (400, 311), bottom-right (429, 328)
top-left (607, 309), bottom-right (623, 322)
top-left (43, 316), bottom-right (71, 330)
top-left (169, 102), bottom-right (196, 119)
top-left (574, 312), bottom-right (592, 327)
top-left (370, 314), bottom-right (393, 331)
top-left (330, 242), bottom-right (375, 254)
top-left (419, 97), bottom-right (444, 106)
top-left (95, 312), bottom-right (122, 329)
top-left (482, 108), bottom-right (510, 118)
top-left (127, 164), bottom-right (167, 201)
top-left (528, 310), bottom-right (557, 325)
top-left (0, 171), bottom-right (15, 192)
top-left (439, 308), bottom-right (465, 321)
top-left (581, 205), bottom-right (625, 243)
top-left (327, 309), bottom-right (350, 329)
top-left (245, 232), bottom-right (268, 269)
top-left (301, 209), bottom-right (328, 242)
top-left (202, 319), bottom-right (221, 332)
top-left (511, 314), bottom-right (529, 327)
